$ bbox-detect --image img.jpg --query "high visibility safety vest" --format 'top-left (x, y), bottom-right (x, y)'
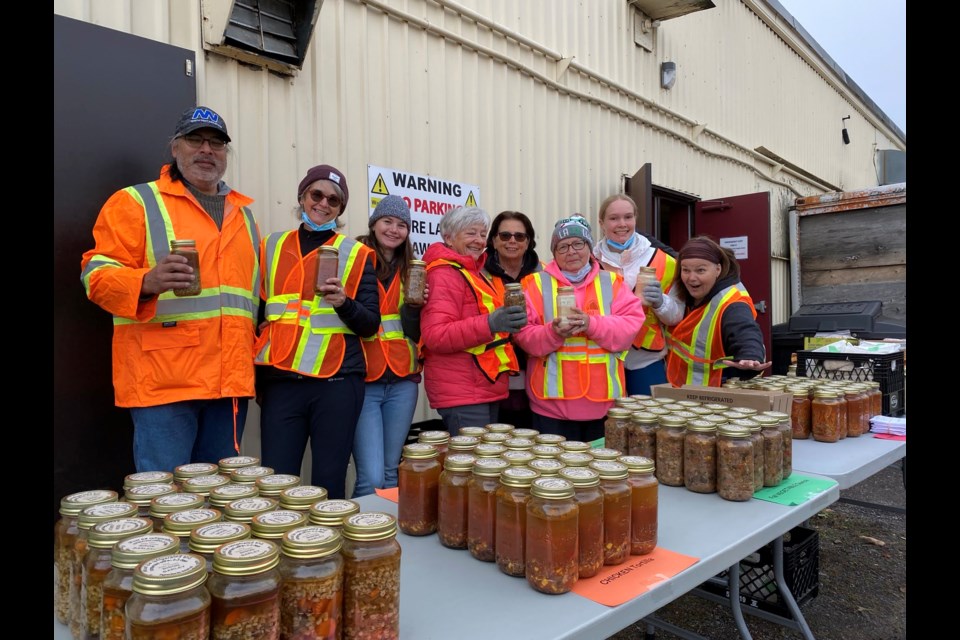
top-left (360, 270), bottom-right (422, 381)
top-left (665, 283), bottom-right (756, 387)
top-left (255, 232), bottom-right (373, 378)
top-left (632, 249), bottom-right (678, 351)
top-left (524, 271), bottom-right (627, 401)
top-left (425, 258), bottom-right (519, 383)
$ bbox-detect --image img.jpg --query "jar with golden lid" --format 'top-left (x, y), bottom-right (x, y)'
top-left (855, 383), bottom-right (875, 434)
top-left (788, 387), bottom-right (812, 439)
top-left (731, 418), bottom-right (764, 491)
top-left (591, 447), bottom-right (623, 461)
top-left (534, 433), bottom-right (567, 446)
top-left (169, 239), bottom-right (202, 297)
top-left (279, 485), bottom-right (327, 512)
top-left (480, 431), bottom-right (510, 444)
top-left (634, 399), bottom-right (659, 409)
top-left (717, 425), bottom-right (755, 502)
top-left (397, 443), bottom-right (441, 536)
top-left (149, 492), bottom-right (205, 531)
top-left (224, 497), bottom-right (278, 524)
top-left (418, 430), bottom-right (451, 466)
top-left (123, 471), bottom-right (174, 490)
top-left (251, 509), bottom-right (308, 541)
top-left (208, 539), bottom-right (281, 639)
top-left (501, 450), bottom-right (535, 467)
top-left (485, 422), bottom-right (515, 434)
top-left (558, 451), bottom-right (593, 468)
top-left (126, 554), bottom-right (210, 639)
top-left (404, 259), bottom-right (428, 306)
top-left (812, 389), bottom-right (844, 443)
top-left (732, 406), bottom-right (758, 417)
top-left (467, 457), bottom-right (509, 561)
top-left (687, 406), bottom-right (713, 417)
top-left (503, 437), bottom-right (535, 452)
top-left (208, 482), bottom-right (259, 510)
top-left (842, 385), bottom-right (868, 437)
top-left (683, 419), bottom-right (718, 494)
top-left (437, 453), bottom-right (476, 549)
top-left (627, 394), bottom-right (651, 402)
top-left (230, 465), bottom-right (275, 484)
top-left (702, 413), bottom-right (728, 426)
top-left (125, 483), bottom-right (178, 517)
top-left (255, 473), bottom-right (301, 498)
top-left (655, 415), bottom-right (686, 487)
top-left (659, 403), bottom-right (682, 414)
top-left (218, 455), bottom-right (260, 475)
top-left (525, 477), bottom-right (579, 594)
top-left (101, 533), bottom-right (179, 640)
top-left (447, 435), bottom-right (480, 454)
top-left (279, 526), bottom-right (343, 640)
top-left (558, 467), bottom-right (603, 578)
top-left (531, 444), bottom-right (563, 459)
top-left (866, 380), bottom-right (882, 417)
top-left (308, 499), bottom-right (360, 529)
top-left (458, 426), bottom-right (488, 438)
top-left (503, 281), bottom-right (527, 308)
top-left (473, 443), bottom-right (507, 458)
top-left (755, 415), bottom-right (784, 487)
top-left (528, 458), bottom-right (566, 477)
top-left (182, 474), bottom-right (231, 502)
top-left (619, 456), bottom-right (658, 555)
top-left (510, 428), bottom-right (540, 440)
top-left (314, 245), bottom-right (340, 296)
top-left (604, 407), bottom-right (632, 453)
top-left (341, 513), bottom-right (402, 640)
top-left (162, 508), bottom-right (222, 552)
top-left (495, 466), bottom-right (540, 577)
top-left (627, 411), bottom-right (658, 460)
top-left (174, 462), bottom-right (219, 488)
top-left (646, 407), bottom-right (671, 419)
top-left (589, 460), bottom-right (631, 566)
top-left (614, 397), bottom-right (639, 409)
top-left (762, 410), bottom-right (793, 479)
top-left (189, 522), bottom-right (251, 573)
top-left (56, 489), bottom-right (118, 624)
top-left (81, 517), bottom-right (154, 639)
top-left (560, 440), bottom-right (591, 453)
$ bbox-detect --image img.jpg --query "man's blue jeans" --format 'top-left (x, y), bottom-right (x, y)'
top-left (351, 379), bottom-right (419, 497)
top-left (130, 398), bottom-right (248, 472)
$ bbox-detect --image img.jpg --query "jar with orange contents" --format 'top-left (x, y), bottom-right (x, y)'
top-left (418, 430), bottom-right (451, 466)
top-left (437, 453), bottom-right (476, 549)
top-left (589, 460), bottom-right (631, 566)
top-left (812, 389), bottom-right (844, 443)
top-left (495, 466), bottom-right (540, 577)
top-left (341, 513), bottom-right (401, 640)
top-left (525, 477), bottom-right (579, 594)
top-left (559, 467), bottom-right (604, 578)
top-left (789, 386), bottom-right (812, 439)
top-left (125, 554), bottom-right (210, 640)
top-left (467, 457), bottom-right (509, 561)
top-left (842, 385), bottom-right (867, 437)
top-left (207, 539), bottom-right (282, 639)
top-left (397, 443), bottom-right (441, 536)
top-left (619, 455), bottom-right (658, 555)
top-left (278, 526), bottom-right (343, 640)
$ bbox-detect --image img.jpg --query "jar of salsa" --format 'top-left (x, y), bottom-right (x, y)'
top-left (589, 460), bottom-right (631, 566)
top-left (467, 457), bottom-right (509, 561)
top-left (525, 477), bottom-right (579, 594)
top-left (683, 419), bottom-right (718, 494)
top-left (55, 489), bottom-right (117, 625)
top-left (628, 411), bottom-right (658, 460)
top-left (812, 389), bottom-right (844, 443)
top-left (126, 554), bottom-right (210, 640)
top-left (437, 453), bottom-right (476, 549)
top-left (755, 415), bottom-right (784, 487)
top-left (655, 415), bottom-right (686, 487)
top-left (341, 513), bottom-right (401, 640)
top-left (208, 539), bottom-right (282, 639)
top-left (619, 455), bottom-right (658, 555)
top-left (717, 425), bottom-right (755, 502)
top-left (495, 466), bottom-right (540, 577)
top-left (398, 443), bottom-right (441, 536)
top-left (559, 467), bottom-right (604, 578)
top-left (604, 407), bottom-right (631, 453)
top-left (100, 533), bottom-right (179, 640)
top-left (279, 526), bottom-right (344, 640)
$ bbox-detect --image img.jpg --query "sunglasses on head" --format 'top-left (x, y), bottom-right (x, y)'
top-left (497, 231), bottom-right (528, 242)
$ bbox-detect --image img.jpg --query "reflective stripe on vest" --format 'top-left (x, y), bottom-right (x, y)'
top-left (632, 250), bottom-right (677, 351)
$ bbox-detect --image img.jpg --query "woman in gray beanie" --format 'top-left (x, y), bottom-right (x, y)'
top-left (352, 195), bottom-right (426, 497)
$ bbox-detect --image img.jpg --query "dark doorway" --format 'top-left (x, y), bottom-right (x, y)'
top-left (624, 164), bottom-right (697, 254)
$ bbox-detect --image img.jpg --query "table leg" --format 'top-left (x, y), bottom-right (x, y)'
top-left (727, 561), bottom-right (754, 640)
top-left (772, 536), bottom-right (816, 640)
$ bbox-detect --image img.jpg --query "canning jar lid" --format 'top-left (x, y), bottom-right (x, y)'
top-left (630, 411), bottom-right (658, 424)
top-left (686, 419), bottom-right (718, 433)
top-left (443, 453), bottom-right (477, 471)
top-left (230, 466), bottom-right (275, 484)
top-left (618, 455), bottom-right (655, 474)
top-left (472, 457), bottom-right (509, 477)
top-left (528, 459), bottom-right (566, 476)
top-left (531, 444), bottom-right (563, 458)
top-left (88, 517), bottom-right (154, 549)
top-left (218, 456), bottom-right (260, 473)
top-left (480, 432), bottom-right (510, 444)
top-left (814, 389), bottom-right (840, 398)
top-left (559, 440), bottom-right (590, 452)
top-left (473, 443), bottom-right (507, 458)
top-left (761, 411), bottom-right (791, 422)
top-left (503, 437), bottom-right (535, 450)
top-left (162, 508), bottom-right (222, 537)
top-left (590, 447), bottom-right (623, 461)
top-left (182, 474), bottom-right (230, 495)
top-left (255, 474), bottom-right (302, 496)
top-left (534, 433), bottom-right (567, 445)
top-left (281, 525), bottom-right (342, 559)
top-left (719, 425), bottom-right (752, 438)
top-left (702, 414), bottom-right (729, 425)
top-left (279, 485), bottom-right (328, 510)
top-left (149, 493), bottom-right (205, 518)
top-left (458, 426), bottom-right (488, 437)
top-left (250, 510), bottom-right (308, 539)
top-left (174, 462), bottom-right (219, 482)
top-left (753, 415), bottom-right (780, 427)
top-left (209, 483), bottom-right (259, 508)
top-left (557, 452), bottom-right (593, 467)
top-left (402, 443), bottom-right (439, 459)
top-left (510, 428), bottom-right (540, 440)
top-left (78, 502), bottom-right (139, 530)
top-left (170, 239), bottom-right (197, 249)
top-left (132, 553), bottom-right (207, 595)
top-left (485, 423), bottom-right (515, 434)
top-left (589, 460), bottom-right (629, 480)
top-left (308, 499), bottom-right (360, 527)
top-left (559, 466), bottom-right (600, 487)
top-left (499, 466), bottom-right (540, 487)
top-left (342, 512), bottom-right (398, 541)
top-left (189, 522), bottom-right (251, 554)
top-left (213, 539), bottom-right (280, 576)
top-left (529, 477), bottom-right (574, 500)
top-left (418, 430), bottom-right (451, 445)
top-left (448, 435), bottom-right (480, 450)
top-left (657, 415), bottom-right (688, 429)
top-left (123, 471), bottom-right (174, 489)
top-left (112, 533), bottom-right (180, 569)
top-left (606, 407), bottom-right (632, 418)
top-left (501, 450), bottom-right (535, 466)
top-left (224, 497), bottom-right (278, 522)
top-left (125, 483), bottom-right (177, 505)
top-left (59, 490), bottom-right (118, 517)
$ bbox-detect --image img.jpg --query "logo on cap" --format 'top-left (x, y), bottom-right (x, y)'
top-left (327, 172), bottom-right (341, 185)
top-left (190, 108), bottom-right (222, 125)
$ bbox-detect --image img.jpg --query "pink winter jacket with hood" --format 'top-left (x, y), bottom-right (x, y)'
top-left (515, 259), bottom-right (645, 421)
top-left (421, 242), bottom-right (512, 410)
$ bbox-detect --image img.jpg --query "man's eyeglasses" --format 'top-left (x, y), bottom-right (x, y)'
top-left (180, 134), bottom-right (227, 150)
top-left (554, 240), bottom-right (587, 254)
top-left (497, 231), bottom-right (529, 242)
top-left (307, 190), bottom-right (342, 209)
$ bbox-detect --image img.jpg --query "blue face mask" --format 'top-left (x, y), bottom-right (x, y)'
top-left (301, 210), bottom-right (338, 232)
top-left (606, 234), bottom-right (637, 251)
top-left (561, 262), bottom-right (593, 284)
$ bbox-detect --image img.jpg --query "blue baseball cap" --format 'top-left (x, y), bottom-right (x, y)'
top-left (174, 106), bottom-right (231, 142)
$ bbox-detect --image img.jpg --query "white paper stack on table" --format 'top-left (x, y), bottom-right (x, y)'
top-left (869, 415), bottom-right (906, 436)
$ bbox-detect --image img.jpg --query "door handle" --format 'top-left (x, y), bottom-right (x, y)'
top-left (754, 300), bottom-right (767, 313)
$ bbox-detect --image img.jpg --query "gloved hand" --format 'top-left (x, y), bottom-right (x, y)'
top-left (642, 282), bottom-right (664, 308)
top-left (488, 305), bottom-right (528, 334)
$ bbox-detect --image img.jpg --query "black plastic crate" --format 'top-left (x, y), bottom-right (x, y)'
top-left (699, 526), bottom-right (820, 618)
top-left (795, 350), bottom-right (905, 416)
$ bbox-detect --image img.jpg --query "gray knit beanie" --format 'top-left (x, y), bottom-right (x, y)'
top-left (369, 195), bottom-right (412, 228)
top-left (550, 215), bottom-right (594, 252)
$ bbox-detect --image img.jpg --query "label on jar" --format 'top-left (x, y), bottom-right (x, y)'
top-left (84, 502), bottom-right (139, 517)
top-left (255, 510), bottom-right (304, 525)
top-left (117, 534), bottom-right (179, 553)
top-left (140, 554), bottom-right (202, 577)
top-left (473, 457), bottom-right (509, 470)
top-left (346, 512), bottom-right (393, 528)
top-left (534, 477), bottom-right (571, 490)
top-left (502, 467), bottom-right (538, 479)
top-left (258, 474), bottom-right (299, 485)
top-left (65, 489), bottom-right (117, 505)
top-left (213, 484), bottom-right (256, 497)
top-left (97, 518), bottom-right (151, 533)
top-left (154, 494), bottom-right (204, 507)
top-left (590, 460), bottom-right (627, 472)
top-left (529, 459), bottom-right (565, 472)
top-left (127, 471), bottom-right (173, 483)
top-left (128, 483), bottom-right (175, 496)
top-left (185, 475), bottom-right (229, 487)
top-left (234, 466), bottom-right (272, 477)
top-left (169, 509), bottom-right (220, 523)
top-left (283, 486), bottom-right (325, 498)
top-left (287, 526), bottom-right (336, 544)
top-left (558, 452), bottom-right (593, 465)
top-left (218, 539), bottom-right (275, 559)
top-left (177, 463), bottom-right (219, 474)
top-left (501, 451), bottom-right (534, 464)
top-left (559, 467), bottom-right (598, 480)
top-left (230, 498), bottom-right (276, 511)
top-left (220, 456), bottom-right (258, 466)
top-left (194, 523), bottom-right (248, 539)
top-left (312, 499), bottom-right (358, 513)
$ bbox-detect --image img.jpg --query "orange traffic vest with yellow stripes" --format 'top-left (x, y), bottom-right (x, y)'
top-left (255, 232), bottom-right (374, 378)
top-left (523, 271), bottom-right (627, 401)
top-left (361, 270), bottom-right (422, 382)
top-left (665, 282), bottom-right (756, 387)
top-left (425, 258), bottom-right (519, 383)
top-left (633, 249), bottom-right (677, 351)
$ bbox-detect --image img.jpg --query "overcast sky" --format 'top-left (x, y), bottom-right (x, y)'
top-left (776, 0), bottom-right (906, 135)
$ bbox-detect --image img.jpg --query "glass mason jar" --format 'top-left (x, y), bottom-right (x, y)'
top-left (162, 508), bottom-right (223, 552)
top-left (558, 451), bottom-right (593, 468)
top-left (628, 411), bottom-right (658, 459)
top-left (525, 477), bottom-right (579, 594)
top-left (534, 433), bottom-right (567, 446)
top-left (683, 419), bottom-right (718, 493)
top-left (556, 286), bottom-right (576, 324)
top-left (509, 428), bottom-right (540, 440)
top-left (218, 455), bottom-right (260, 476)
top-left (528, 458), bottom-right (566, 478)
top-left (812, 389), bottom-right (844, 443)
top-left (174, 462), bottom-right (220, 488)
top-left (126, 554), bottom-right (210, 640)
top-left (125, 483), bottom-right (178, 517)
top-left (867, 381), bottom-right (883, 417)
top-left (189, 522), bottom-right (252, 574)
top-left (487, 423), bottom-right (516, 434)
top-left (590, 447), bottom-right (623, 462)
top-left (182, 474), bottom-right (231, 503)
top-left (636, 265), bottom-right (659, 300)
top-left (495, 466), bottom-right (540, 577)
top-left (655, 415), bottom-right (686, 487)
top-left (224, 497), bottom-right (279, 524)
top-left (503, 282), bottom-right (526, 308)
top-left (279, 485), bottom-right (328, 512)
top-left (531, 444), bottom-right (564, 459)
top-left (762, 410), bottom-right (794, 479)
top-left (480, 432), bottom-right (510, 445)
top-left (447, 435), bottom-right (480, 456)
top-left (149, 493), bottom-right (205, 532)
top-left (418, 430), bottom-right (451, 467)
top-left (279, 526), bottom-right (344, 640)
top-left (437, 453), bottom-right (476, 549)
top-left (255, 473), bottom-right (301, 499)
top-left (614, 397), bottom-right (639, 410)
top-left (789, 387), bottom-right (812, 439)
top-left (467, 457), bottom-right (509, 561)
top-left (209, 483), bottom-right (260, 511)
top-left (854, 383), bottom-right (874, 435)
top-left (55, 489), bottom-right (118, 624)
top-left (755, 415), bottom-right (784, 487)
top-left (81, 518), bottom-right (154, 640)
top-left (843, 386), bottom-right (867, 437)
top-left (501, 450), bottom-right (535, 467)
top-left (473, 443), bottom-right (507, 459)
top-left (604, 407), bottom-right (631, 454)
top-left (341, 513), bottom-right (402, 640)
top-left (559, 440), bottom-right (591, 453)
top-left (458, 426), bottom-right (489, 438)
top-left (250, 509), bottom-right (308, 542)
top-left (732, 418), bottom-right (764, 492)
top-left (717, 425), bottom-right (755, 502)
top-left (404, 259), bottom-right (427, 306)
top-left (314, 245), bottom-right (340, 296)
top-left (619, 456), bottom-right (658, 555)
top-left (231, 465), bottom-right (276, 485)
top-left (397, 443), bottom-right (441, 536)
top-left (559, 467), bottom-right (604, 578)
top-left (503, 437), bottom-right (535, 452)
top-left (123, 471), bottom-right (174, 491)
top-left (308, 499), bottom-right (360, 529)
top-left (208, 539), bottom-right (282, 640)
top-left (170, 239), bottom-right (201, 297)
top-left (589, 460), bottom-right (631, 566)
top-left (100, 533), bottom-right (179, 640)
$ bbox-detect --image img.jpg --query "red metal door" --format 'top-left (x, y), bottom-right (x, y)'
top-left (694, 192), bottom-right (773, 362)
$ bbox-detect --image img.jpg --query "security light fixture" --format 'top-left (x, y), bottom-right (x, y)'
top-left (842, 115), bottom-right (851, 145)
top-left (661, 61), bottom-right (677, 90)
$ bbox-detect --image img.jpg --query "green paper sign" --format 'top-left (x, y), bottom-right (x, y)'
top-left (589, 437), bottom-right (606, 448)
top-left (753, 473), bottom-right (837, 506)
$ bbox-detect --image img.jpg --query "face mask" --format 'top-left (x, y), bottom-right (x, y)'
top-left (561, 262), bottom-right (593, 284)
top-left (605, 234), bottom-right (636, 251)
top-left (301, 210), bottom-right (337, 232)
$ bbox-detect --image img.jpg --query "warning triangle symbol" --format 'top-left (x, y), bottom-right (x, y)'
top-left (465, 191), bottom-right (477, 207)
top-left (372, 174), bottom-right (390, 195)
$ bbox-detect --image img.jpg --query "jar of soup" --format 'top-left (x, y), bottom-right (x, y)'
top-left (812, 389), bottom-right (844, 443)
top-left (762, 410), bottom-right (793, 479)
top-left (170, 239), bottom-right (201, 296)
top-left (314, 245), bottom-right (340, 296)
top-left (503, 282), bottom-right (527, 308)
top-left (437, 453), bottom-right (476, 549)
top-left (559, 467), bottom-right (604, 578)
top-left (619, 456), bottom-right (658, 555)
top-left (683, 419), bottom-right (718, 494)
top-left (467, 457), bottom-right (509, 561)
top-left (556, 286), bottom-right (576, 324)
top-left (732, 418), bottom-right (764, 492)
top-left (589, 460), bottom-right (631, 566)
top-left (755, 415), bottom-right (784, 487)
top-left (655, 415), bottom-right (686, 487)
top-left (495, 466), bottom-right (540, 577)
top-left (418, 430), bottom-right (451, 466)
top-left (126, 554), bottom-right (210, 639)
top-left (404, 259), bottom-right (427, 306)
top-left (208, 539), bottom-right (282, 639)
top-left (279, 526), bottom-right (344, 640)
top-left (100, 533), bottom-right (179, 640)
top-left (790, 387), bottom-right (812, 439)
top-left (398, 443), bottom-right (441, 536)
top-left (341, 513), bottom-right (401, 640)
top-left (188, 522), bottom-right (252, 574)
top-left (55, 490), bottom-right (117, 625)
top-left (866, 381), bottom-right (883, 417)
top-left (717, 425), bottom-right (755, 502)
top-left (604, 407), bottom-right (631, 453)
top-left (628, 411), bottom-right (658, 460)
top-left (525, 478), bottom-right (579, 594)
top-left (843, 386), bottom-right (867, 437)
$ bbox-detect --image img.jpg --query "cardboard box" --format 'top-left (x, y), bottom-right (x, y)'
top-left (651, 384), bottom-right (791, 414)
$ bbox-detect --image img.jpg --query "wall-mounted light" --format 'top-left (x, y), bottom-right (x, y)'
top-left (841, 115), bottom-right (851, 145)
top-left (661, 61), bottom-right (677, 90)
